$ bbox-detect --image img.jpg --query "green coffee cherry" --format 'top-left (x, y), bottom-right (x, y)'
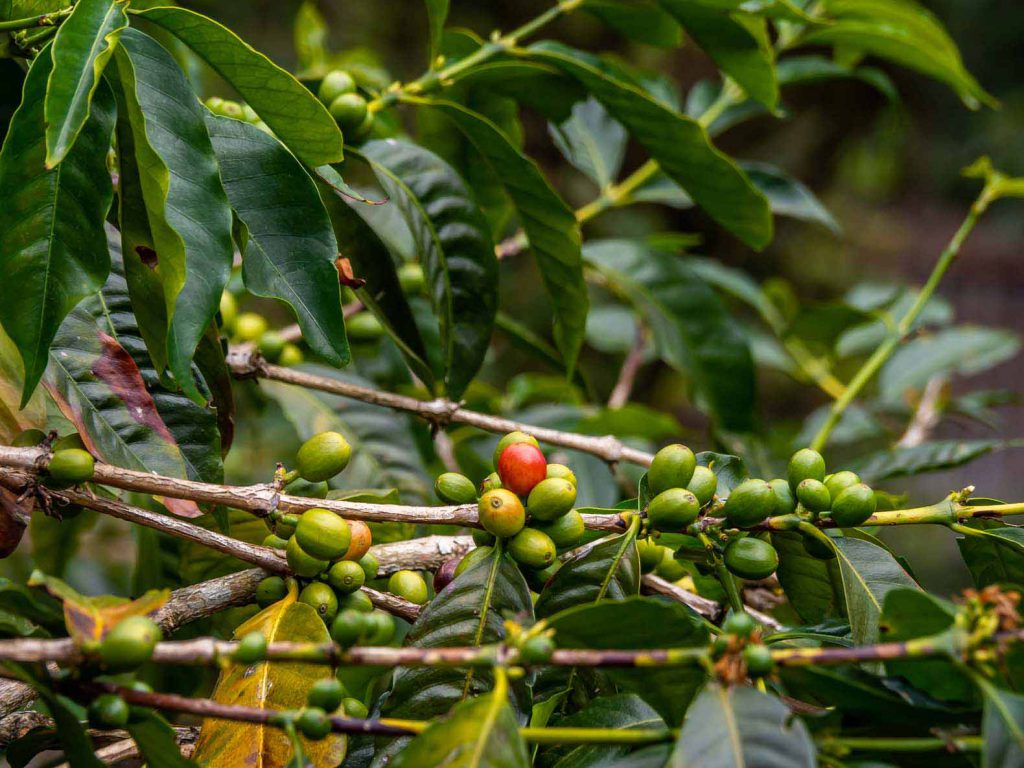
top-left (286, 536), bottom-right (329, 578)
top-left (472, 528), bottom-right (497, 547)
top-left (339, 590), bottom-right (374, 613)
top-left (824, 470), bottom-right (861, 500)
top-left (434, 472), bottom-right (478, 504)
top-left (788, 448), bottom-right (826, 491)
top-left (648, 444), bottom-right (696, 496)
top-left (327, 560), bottom-right (366, 594)
top-left (534, 509), bottom-right (584, 549)
top-left (545, 463), bottom-right (577, 486)
top-left (276, 514), bottom-right (300, 538)
top-left (723, 537), bottom-right (779, 580)
top-left (205, 96), bottom-right (226, 114)
top-left (647, 488), bottom-right (701, 532)
top-left (358, 552), bottom-right (380, 581)
top-left (234, 631), bottom-right (268, 664)
top-left (234, 312), bottom-right (268, 342)
top-left (722, 611), bottom-right (757, 638)
top-left (520, 635), bottom-right (555, 664)
top-left (492, 432), bottom-right (539, 468)
top-left (218, 290), bottom-right (238, 331)
top-left (47, 448), bottom-right (95, 486)
top-left (654, 553), bottom-right (687, 582)
top-left (397, 262), bottom-right (425, 294)
top-left (637, 538), bottom-right (666, 573)
top-left (480, 472), bottom-right (503, 494)
top-left (286, 477), bottom-right (330, 499)
top-left (526, 478), bottom-right (576, 522)
top-left (743, 644), bottom-right (774, 677)
top-left (279, 343), bottom-right (304, 367)
top-left (830, 483), bottom-right (877, 528)
top-left (508, 528), bottom-right (557, 569)
top-left (98, 616), bottom-right (162, 671)
top-left (454, 546), bottom-right (493, 579)
top-left (296, 707), bottom-right (332, 740)
top-left (295, 508), bottom-right (351, 561)
top-left (346, 312), bottom-right (384, 341)
top-left (349, 109), bottom-right (376, 141)
top-left (363, 610), bottom-right (396, 644)
top-left (342, 697), bottom-right (368, 718)
top-left (331, 608), bottom-right (370, 647)
top-left (259, 330), bottom-right (287, 362)
top-left (308, 677), bottom-right (346, 713)
top-left (796, 479), bottom-right (831, 513)
top-left (768, 479), bottom-right (797, 515)
top-left (88, 694), bottom-right (130, 728)
top-left (329, 93), bottom-right (368, 130)
top-left (318, 70), bottom-right (356, 104)
top-left (722, 479), bottom-right (774, 528)
top-left (296, 431), bottom-right (352, 483)
top-left (686, 465), bottom-right (718, 507)
top-left (255, 576), bottom-right (288, 607)
top-left (524, 560), bottom-right (560, 592)
top-left (478, 489), bottom-right (526, 539)
top-left (299, 582), bottom-right (339, 623)
top-left (388, 570), bottom-right (429, 605)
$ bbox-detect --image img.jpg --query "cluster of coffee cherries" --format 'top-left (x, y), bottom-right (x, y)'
top-left (639, 444), bottom-right (879, 584)
top-left (204, 96), bottom-right (271, 133)
top-left (317, 69), bottom-right (375, 140)
top-left (712, 611), bottom-right (774, 682)
top-left (432, 432), bottom-right (584, 590)
top-left (219, 292), bottom-right (304, 367)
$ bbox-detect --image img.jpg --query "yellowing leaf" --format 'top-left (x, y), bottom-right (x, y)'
top-left (192, 581), bottom-right (345, 768)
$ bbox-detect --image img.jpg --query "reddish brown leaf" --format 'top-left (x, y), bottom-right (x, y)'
top-left (92, 332), bottom-right (177, 444)
top-left (335, 256), bottom-right (366, 289)
top-left (0, 488), bottom-right (28, 558)
top-left (134, 245), bottom-right (158, 269)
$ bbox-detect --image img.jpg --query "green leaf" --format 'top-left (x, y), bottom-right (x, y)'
top-left (43, 0), bottom-right (127, 166)
top-left (669, 683), bottom-right (815, 767)
top-left (547, 597), bottom-right (709, 724)
top-left (415, 100), bottom-right (588, 374)
top-left (803, 0), bottom-right (995, 109)
top-left (137, 5), bottom-right (344, 166)
top-left (372, 550), bottom-right (533, 766)
top-left (111, 29), bottom-right (234, 401)
top-left (979, 680), bottom-right (1024, 768)
top-left (205, 114), bottom-right (349, 367)
top-left (957, 519), bottom-right (1024, 589)
top-left (582, 0), bottom-right (684, 48)
top-left (293, 0), bottom-right (328, 77)
top-left (541, 694), bottom-right (666, 768)
top-left (424, 0), bottom-right (448, 63)
top-left (771, 530), bottom-right (840, 624)
top-left (0, 48), bottom-right (115, 407)
top-left (585, 240), bottom-right (755, 432)
top-left (526, 42), bottom-right (772, 249)
top-left (834, 536), bottom-right (919, 645)
top-left (852, 439), bottom-right (1013, 483)
top-left (126, 711), bottom-right (196, 768)
top-left (879, 326), bottom-right (1020, 403)
top-left (550, 97), bottom-right (627, 189)
top-left (775, 55), bottom-right (898, 101)
top-left (358, 140), bottom-right (497, 399)
top-left (34, 691), bottom-right (105, 767)
top-left (658, 2), bottom-right (778, 108)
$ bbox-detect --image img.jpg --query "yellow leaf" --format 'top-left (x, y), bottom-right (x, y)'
top-left (0, 325), bottom-right (45, 442)
top-left (192, 581), bottom-right (346, 767)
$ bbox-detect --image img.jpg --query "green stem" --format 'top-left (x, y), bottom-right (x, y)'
top-left (0, 7), bottom-right (70, 31)
top-left (824, 736), bottom-right (982, 753)
top-left (520, 726), bottom-right (673, 745)
top-left (699, 532), bottom-right (744, 614)
top-left (809, 184), bottom-right (998, 452)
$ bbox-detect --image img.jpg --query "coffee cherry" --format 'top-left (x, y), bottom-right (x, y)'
top-left (796, 479), bottom-right (831, 513)
top-left (363, 610), bottom-right (396, 644)
top-left (346, 312), bottom-right (384, 341)
top-left (318, 70), bottom-right (356, 104)
top-left (480, 472), bottom-right (503, 494)
top-left (357, 552), bottom-right (379, 582)
top-left (654, 553), bottom-right (687, 582)
top-left (508, 528), bottom-right (557, 569)
top-left (492, 431), bottom-right (539, 468)
top-left (788, 448), bottom-right (825, 491)
top-left (824, 470), bottom-right (861, 500)
top-left (830, 483), bottom-right (877, 528)
top-left (545, 463), bottom-right (577, 486)
top-left (647, 488), bottom-right (701, 532)
top-left (296, 707), bottom-right (331, 740)
top-left (279, 343), bottom-right (304, 367)
top-left (259, 330), bottom-right (287, 362)
top-left (342, 697), bottom-right (368, 718)
top-left (331, 608), bottom-right (370, 647)
top-left (397, 262), bottom-right (425, 294)
top-left (723, 538), bottom-right (779, 581)
top-left (234, 312), bottom-right (268, 342)
top-left (637, 538), bottom-right (666, 573)
top-left (478, 489), bottom-right (526, 538)
top-left (434, 472), bottom-right (478, 504)
top-left (454, 546), bottom-right (493, 579)
top-left (722, 479), bottom-right (774, 528)
top-left (276, 514), bottom-right (299, 538)
top-left (498, 443), bottom-right (547, 496)
top-left (234, 631), bottom-right (267, 664)
top-left (327, 560), bottom-right (366, 594)
top-left (299, 582), bottom-right (339, 623)
top-left (433, 557), bottom-right (459, 593)
top-left (286, 536), bottom-right (329, 578)
top-left (341, 520), bottom-right (373, 561)
top-left (330, 92), bottom-right (368, 129)
top-left (722, 611), bottom-right (756, 638)
top-left (388, 570), bottom-right (428, 605)
top-left (768, 479), bottom-right (797, 515)
top-left (743, 644), bottom-right (774, 677)
top-left (255, 576), bottom-right (288, 607)
top-left (526, 478), bottom-right (576, 521)
top-left (339, 590), bottom-right (374, 613)
top-left (349, 110), bottom-right (376, 141)
top-left (295, 508), bottom-right (351, 561)
top-left (520, 635), bottom-right (555, 664)
top-left (308, 677), bottom-right (346, 713)
top-left (297, 431), bottom-right (352, 482)
top-left (46, 448), bottom-right (94, 486)
top-left (686, 465), bottom-right (718, 507)
top-left (53, 433), bottom-right (86, 451)
top-left (218, 291), bottom-right (237, 331)
top-left (472, 528), bottom-right (497, 547)
top-left (648, 444), bottom-right (696, 496)
top-left (286, 477), bottom-right (330, 499)
top-left (205, 95), bottom-right (226, 114)
top-left (88, 694), bottom-right (130, 728)
top-left (99, 616), bottom-right (161, 671)
top-left (533, 509), bottom-right (584, 549)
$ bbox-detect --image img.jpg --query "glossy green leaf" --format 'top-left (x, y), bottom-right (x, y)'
top-left (771, 531), bottom-right (840, 624)
top-left (137, 5), bottom-right (344, 166)
top-left (0, 49), bottom-right (115, 407)
top-left (262, 366), bottom-right (431, 503)
top-left (205, 114), bottom-right (349, 367)
top-left (957, 519), bottom-right (1024, 589)
top-left (126, 711), bottom-right (196, 768)
top-left (526, 42), bottom-right (772, 249)
top-left (112, 29), bottom-right (234, 401)
top-left (424, 0), bottom-right (448, 62)
top-left (585, 240), bottom-right (755, 432)
top-left (658, 2), bottom-right (777, 108)
top-left (359, 140), bottom-right (497, 399)
top-left (43, 0), bottom-right (126, 166)
top-left (803, 0), bottom-right (996, 109)
top-left (540, 695), bottom-right (666, 768)
top-left (852, 439), bottom-right (1013, 483)
top-left (293, 0), bottom-right (328, 76)
top-left (371, 550), bottom-right (533, 766)
top-left (550, 97), bottom-right (627, 189)
top-left (582, 0), bottom-right (683, 48)
top-left (979, 680), bottom-right (1024, 768)
top-left (547, 597), bottom-right (708, 724)
top-left (775, 55), bottom-right (898, 101)
top-left (834, 536), bottom-right (919, 645)
top-left (452, 60), bottom-right (586, 123)
top-left (670, 683), bottom-right (815, 767)
top-left (416, 100), bottom-right (588, 374)
top-left (391, 669), bottom-right (529, 768)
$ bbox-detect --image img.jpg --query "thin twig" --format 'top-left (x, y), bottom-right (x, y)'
top-left (897, 375), bottom-right (948, 448)
top-left (607, 325), bottom-right (647, 409)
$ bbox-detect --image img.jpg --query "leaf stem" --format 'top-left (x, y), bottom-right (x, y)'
top-left (824, 735), bottom-right (982, 753)
top-left (0, 7), bottom-right (71, 31)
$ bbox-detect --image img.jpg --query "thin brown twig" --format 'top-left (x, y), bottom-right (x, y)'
top-left (897, 375), bottom-right (948, 448)
top-left (607, 325), bottom-right (648, 409)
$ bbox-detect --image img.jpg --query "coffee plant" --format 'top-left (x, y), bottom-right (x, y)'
top-left (0, 0), bottom-right (1022, 765)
